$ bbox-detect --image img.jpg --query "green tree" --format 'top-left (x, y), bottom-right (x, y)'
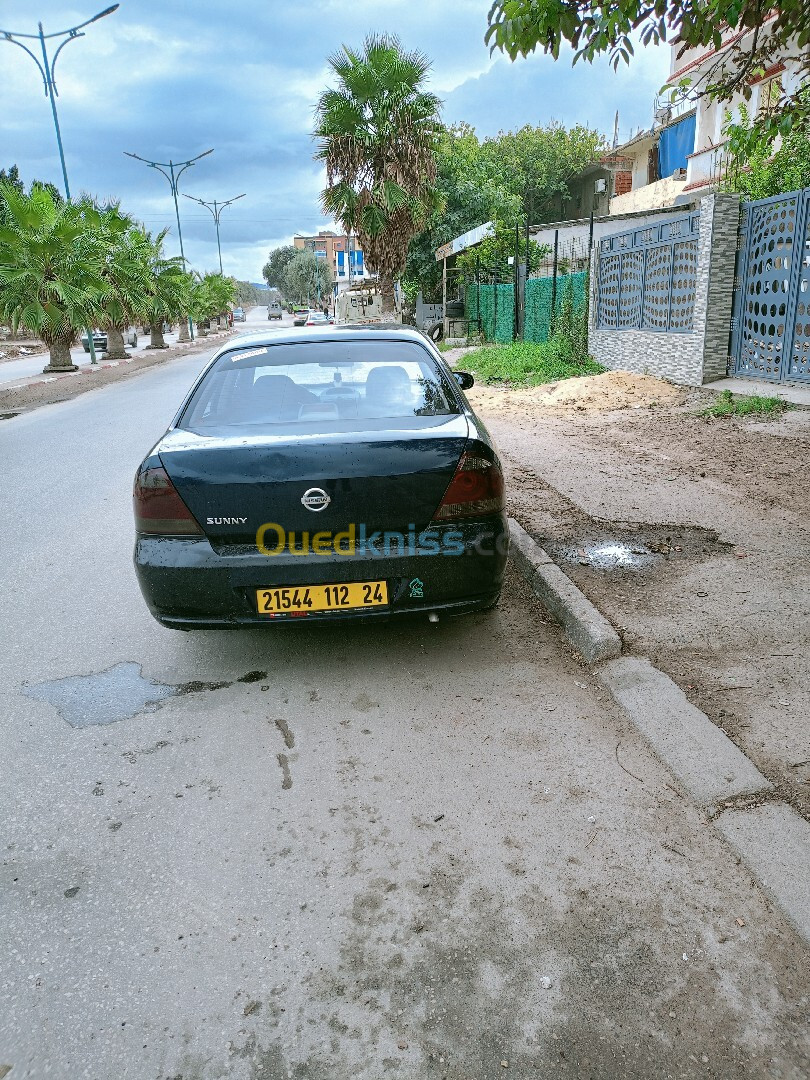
top-left (262, 245), bottom-right (298, 291)
top-left (485, 0), bottom-right (810, 139)
top-left (142, 231), bottom-right (191, 349)
top-left (404, 123), bottom-right (522, 297)
top-left (191, 272), bottom-right (237, 329)
top-left (722, 88), bottom-right (810, 198)
top-left (283, 250), bottom-right (333, 306)
top-left (95, 205), bottom-right (153, 359)
top-left (404, 121), bottom-right (602, 296)
top-left (480, 123), bottom-right (605, 219)
top-left (456, 222), bottom-right (550, 281)
top-left (314, 34), bottom-right (444, 315)
top-left (0, 166), bottom-right (62, 227)
top-left (0, 182), bottom-right (106, 371)
top-left (233, 280), bottom-right (265, 308)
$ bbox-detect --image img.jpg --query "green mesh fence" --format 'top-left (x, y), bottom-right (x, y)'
top-left (466, 283), bottom-right (515, 343)
top-left (467, 271), bottom-right (587, 343)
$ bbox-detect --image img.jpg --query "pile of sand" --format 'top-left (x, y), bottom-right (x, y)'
top-left (468, 370), bottom-right (685, 416)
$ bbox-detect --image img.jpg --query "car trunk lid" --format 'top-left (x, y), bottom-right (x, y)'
top-left (158, 413), bottom-right (470, 549)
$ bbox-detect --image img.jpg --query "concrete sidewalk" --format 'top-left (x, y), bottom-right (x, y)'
top-left (707, 376), bottom-right (810, 407)
top-left (0, 331), bottom-right (186, 388)
top-left (0, 328), bottom-right (234, 414)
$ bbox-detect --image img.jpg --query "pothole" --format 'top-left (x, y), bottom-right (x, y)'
top-left (544, 525), bottom-right (727, 573)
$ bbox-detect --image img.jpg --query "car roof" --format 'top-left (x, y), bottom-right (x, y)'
top-left (217, 324), bottom-right (434, 351)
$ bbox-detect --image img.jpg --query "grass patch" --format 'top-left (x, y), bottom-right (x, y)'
top-left (462, 336), bottom-right (604, 387)
top-left (703, 389), bottom-right (789, 418)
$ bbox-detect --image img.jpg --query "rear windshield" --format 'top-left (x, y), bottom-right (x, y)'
top-left (179, 339), bottom-right (459, 430)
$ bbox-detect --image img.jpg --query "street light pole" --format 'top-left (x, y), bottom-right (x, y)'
top-left (183, 193), bottom-right (246, 274)
top-left (124, 149), bottom-right (214, 342)
top-left (1, 5), bottom-right (120, 367)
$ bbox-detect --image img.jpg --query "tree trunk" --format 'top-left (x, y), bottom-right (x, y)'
top-left (148, 322), bottom-right (168, 349)
top-left (42, 332), bottom-right (77, 373)
top-left (104, 326), bottom-right (130, 360)
top-left (379, 275), bottom-right (397, 319)
top-left (178, 318), bottom-right (191, 343)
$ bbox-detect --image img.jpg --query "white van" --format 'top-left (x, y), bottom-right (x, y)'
top-left (267, 300), bottom-right (283, 321)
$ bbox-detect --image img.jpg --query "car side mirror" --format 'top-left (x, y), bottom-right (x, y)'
top-left (454, 371), bottom-right (474, 390)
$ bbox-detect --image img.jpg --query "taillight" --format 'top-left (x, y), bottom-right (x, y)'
top-left (432, 451), bottom-right (505, 521)
top-left (133, 466), bottom-right (203, 536)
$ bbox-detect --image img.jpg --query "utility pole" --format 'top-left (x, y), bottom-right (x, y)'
top-left (124, 148), bottom-right (214, 341)
top-left (183, 192), bottom-right (245, 275)
top-left (1, 5), bottom-right (120, 369)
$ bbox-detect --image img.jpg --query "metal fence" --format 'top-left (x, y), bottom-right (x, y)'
top-left (730, 187), bottom-right (810, 384)
top-left (596, 210), bottom-right (701, 333)
top-left (530, 235), bottom-right (591, 279)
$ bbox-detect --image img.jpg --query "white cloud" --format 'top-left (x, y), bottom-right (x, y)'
top-left (0, 0), bottom-right (671, 279)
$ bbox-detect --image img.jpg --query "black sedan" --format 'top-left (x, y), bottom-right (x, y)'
top-left (133, 326), bottom-right (508, 628)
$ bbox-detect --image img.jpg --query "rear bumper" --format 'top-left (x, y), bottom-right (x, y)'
top-left (134, 516), bottom-right (508, 628)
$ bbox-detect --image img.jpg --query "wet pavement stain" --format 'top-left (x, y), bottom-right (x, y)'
top-left (274, 717), bottom-right (295, 749)
top-left (277, 753), bottom-right (293, 790)
top-left (23, 662), bottom-right (177, 728)
top-left (23, 663), bottom-right (270, 728)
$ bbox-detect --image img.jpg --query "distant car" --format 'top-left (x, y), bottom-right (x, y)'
top-left (267, 302), bottom-right (283, 321)
top-left (232, 308), bottom-right (247, 323)
top-left (292, 308), bottom-right (310, 327)
top-left (304, 312), bottom-right (335, 326)
top-left (81, 328), bottom-right (137, 353)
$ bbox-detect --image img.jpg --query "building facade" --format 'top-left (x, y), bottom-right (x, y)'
top-left (675, 26), bottom-right (806, 196)
top-left (553, 26), bottom-right (805, 222)
top-left (292, 231), bottom-right (370, 293)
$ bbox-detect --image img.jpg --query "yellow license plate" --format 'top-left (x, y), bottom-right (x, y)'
top-left (257, 580), bottom-right (388, 614)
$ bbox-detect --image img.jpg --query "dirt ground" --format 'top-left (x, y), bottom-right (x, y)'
top-left (469, 373), bottom-right (810, 819)
top-left (0, 341), bottom-right (43, 362)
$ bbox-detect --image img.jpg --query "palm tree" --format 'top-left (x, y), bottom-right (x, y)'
top-left (143, 231), bottom-right (191, 349)
top-left (95, 205), bottom-right (153, 360)
top-left (0, 183), bottom-right (106, 372)
top-left (191, 272), bottom-right (236, 331)
top-left (314, 34), bottom-right (443, 315)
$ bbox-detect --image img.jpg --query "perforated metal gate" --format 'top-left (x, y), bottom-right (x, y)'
top-left (597, 210), bottom-right (700, 333)
top-left (731, 188), bottom-right (810, 383)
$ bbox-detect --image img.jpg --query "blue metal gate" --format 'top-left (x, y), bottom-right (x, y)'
top-left (731, 188), bottom-right (810, 383)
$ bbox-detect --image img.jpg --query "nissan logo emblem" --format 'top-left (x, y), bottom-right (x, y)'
top-left (301, 487), bottom-right (331, 512)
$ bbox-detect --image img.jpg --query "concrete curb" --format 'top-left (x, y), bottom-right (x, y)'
top-left (508, 518), bottom-right (622, 663)
top-left (598, 656), bottom-right (772, 806)
top-left (509, 516), bottom-right (810, 945)
top-left (714, 803), bottom-right (810, 946)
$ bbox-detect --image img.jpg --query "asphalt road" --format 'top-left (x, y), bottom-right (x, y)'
top-left (1, 317), bottom-right (808, 1080)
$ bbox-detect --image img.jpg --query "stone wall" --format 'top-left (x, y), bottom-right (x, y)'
top-left (589, 193), bottom-right (740, 386)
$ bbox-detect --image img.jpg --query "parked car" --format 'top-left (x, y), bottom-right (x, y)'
top-left (304, 312), bottom-right (335, 326)
top-left (132, 325), bottom-right (507, 628)
top-left (231, 307), bottom-right (247, 323)
top-left (267, 301), bottom-right (283, 321)
top-left (292, 307), bottom-right (310, 326)
top-left (81, 328), bottom-right (137, 353)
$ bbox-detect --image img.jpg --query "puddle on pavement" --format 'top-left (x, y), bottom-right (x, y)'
top-left (23, 662), bottom-right (178, 728)
top-left (546, 526), bottom-right (725, 573)
top-left (22, 662), bottom-right (267, 728)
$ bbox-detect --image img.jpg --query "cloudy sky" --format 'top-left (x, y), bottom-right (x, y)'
top-left (1, 1), bottom-right (671, 281)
